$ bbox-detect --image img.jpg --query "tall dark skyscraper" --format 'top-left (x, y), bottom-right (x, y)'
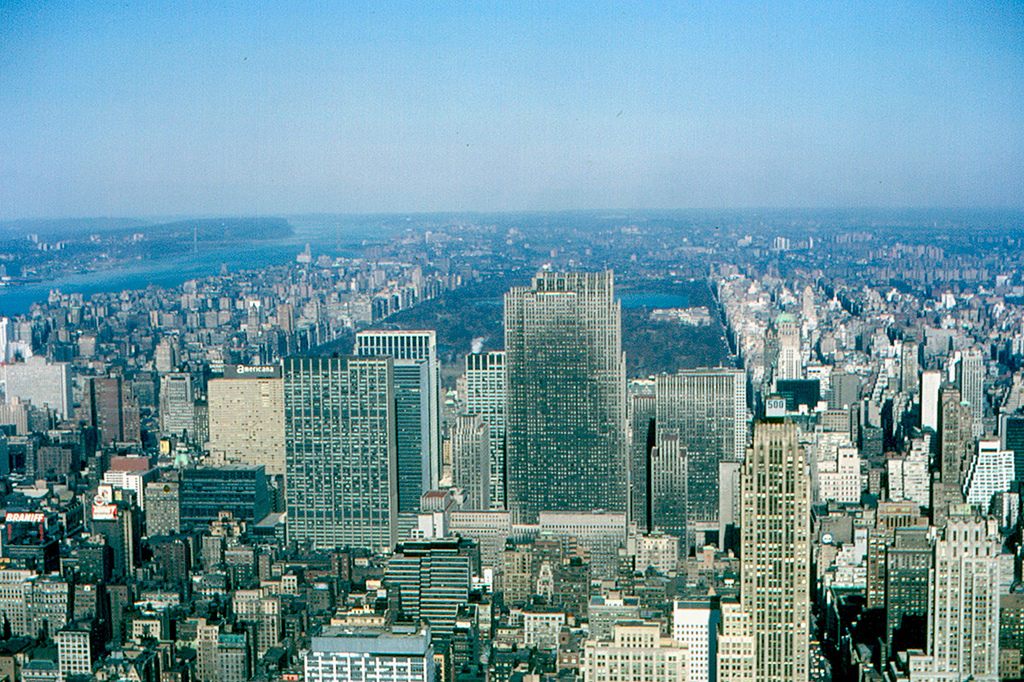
top-left (283, 356), bottom-right (397, 552)
top-left (654, 368), bottom-right (746, 548)
top-left (503, 271), bottom-right (628, 524)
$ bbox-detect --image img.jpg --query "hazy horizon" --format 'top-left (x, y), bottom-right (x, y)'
top-left (3, 3), bottom-right (1023, 219)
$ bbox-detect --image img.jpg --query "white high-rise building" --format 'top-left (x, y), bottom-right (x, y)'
top-left (673, 598), bottom-right (720, 682)
top-left (304, 624), bottom-right (434, 682)
top-left (56, 623), bottom-right (94, 678)
top-left (464, 350), bottom-right (506, 509)
top-left (908, 514), bottom-right (1000, 681)
top-left (964, 439), bottom-right (1014, 509)
top-left (1, 357), bottom-right (72, 418)
top-left (920, 370), bottom-right (942, 432)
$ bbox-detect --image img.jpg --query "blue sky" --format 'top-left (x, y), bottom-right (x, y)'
top-left (1, 2), bottom-right (1022, 218)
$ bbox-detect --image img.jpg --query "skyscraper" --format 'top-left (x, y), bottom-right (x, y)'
top-left (450, 414), bottom-right (490, 511)
top-left (774, 313), bottom-right (802, 382)
top-left (504, 271), bottom-right (627, 524)
top-left (958, 348), bottom-right (985, 438)
top-left (909, 513), bottom-right (1000, 681)
top-left (464, 350), bottom-right (506, 509)
top-left (159, 372), bottom-right (195, 440)
top-left (355, 330), bottom-right (440, 511)
top-left (654, 368), bottom-right (746, 547)
top-left (920, 369), bottom-right (942, 432)
top-left (628, 391), bottom-right (656, 531)
top-left (900, 340), bottom-right (920, 396)
top-left (207, 364), bottom-right (286, 476)
top-left (720, 419), bottom-right (810, 682)
top-left (385, 537), bottom-right (474, 641)
top-left (934, 385), bottom-right (973, 524)
top-left (283, 356), bottom-right (397, 552)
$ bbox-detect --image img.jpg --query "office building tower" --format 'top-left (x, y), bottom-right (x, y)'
top-left (91, 486), bottom-right (142, 579)
top-left (582, 621), bottom-right (689, 682)
top-left (673, 598), bottom-right (720, 682)
top-left (159, 372), bottom-right (195, 440)
top-left (1000, 594), bottom-right (1024, 681)
top-left (216, 632), bottom-right (251, 682)
top-left (721, 420), bottom-right (810, 682)
top-left (908, 514), bottom-right (1000, 681)
top-left (284, 356), bottom-right (397, 552)
top-left (356, 330), bottom-right (440, 511)
top-left (305, 623), bottom-right (435, 682)
top-left (1, 357), bottom-right (72, 418)
top-left (933, 385), bottom-right (974, 524)
top-left (774, 313), bottom-right (802, 382)
top-left (154, 337), bottom-right (177, 373)
top-left (56, 621), bottom-right (97, 679)
top-left (207, 364), bottom-right (286, 475)
top-left (901, 340), bottom-right (920, 396)
top-left (504, 270), bottom-right (627, 523)
top-left (958, 348), bottom-right (985, 438)
top-left (85, 376), bottom-right (137, 446)
top-left (654, 368), bottom-right (746, 547)
top-left (964, 439), bottom-right (1014, 509)
top-left (650, 431), bottom-right (687, 541)
top-left (1001, 413), bottom-right (1024, 484)
top-left (233, 589), bottom-right (282, 657)
top-left (464, 350), bottom-right (507, 509)
top-left (450, 415), bottom-right (490, 511)
top-left (829, 371), bottom-right (861, 411)
top-left (180, 466), bottom-right (270, 528)
top-left (144, 480), bottom-right (180, 536)
top-left (884, 527), bottom-right (930, 662)
top-left (385, 538), bottom-right (474, 641)
top-left (629, 392), bottom-right (656, 530)
top-left (920, 370), bottom-right (942, 432)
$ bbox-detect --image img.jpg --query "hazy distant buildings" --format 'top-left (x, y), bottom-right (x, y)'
top-left (504, 271), bottom-right (628, 523)
top-left (464, 350), bottom-right (506, 509)
top-left (284, 356), bottom-right (397, 552)
top-left (207, 364), bottom-right (286, 475)
top-left (1, 357), bottom-right (72, 418)
top-left (356, 330), bottom-right (440, 512)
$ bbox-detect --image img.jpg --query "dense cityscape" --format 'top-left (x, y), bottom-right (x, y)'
top-left (0, 211), bottom-right (1021, 681)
